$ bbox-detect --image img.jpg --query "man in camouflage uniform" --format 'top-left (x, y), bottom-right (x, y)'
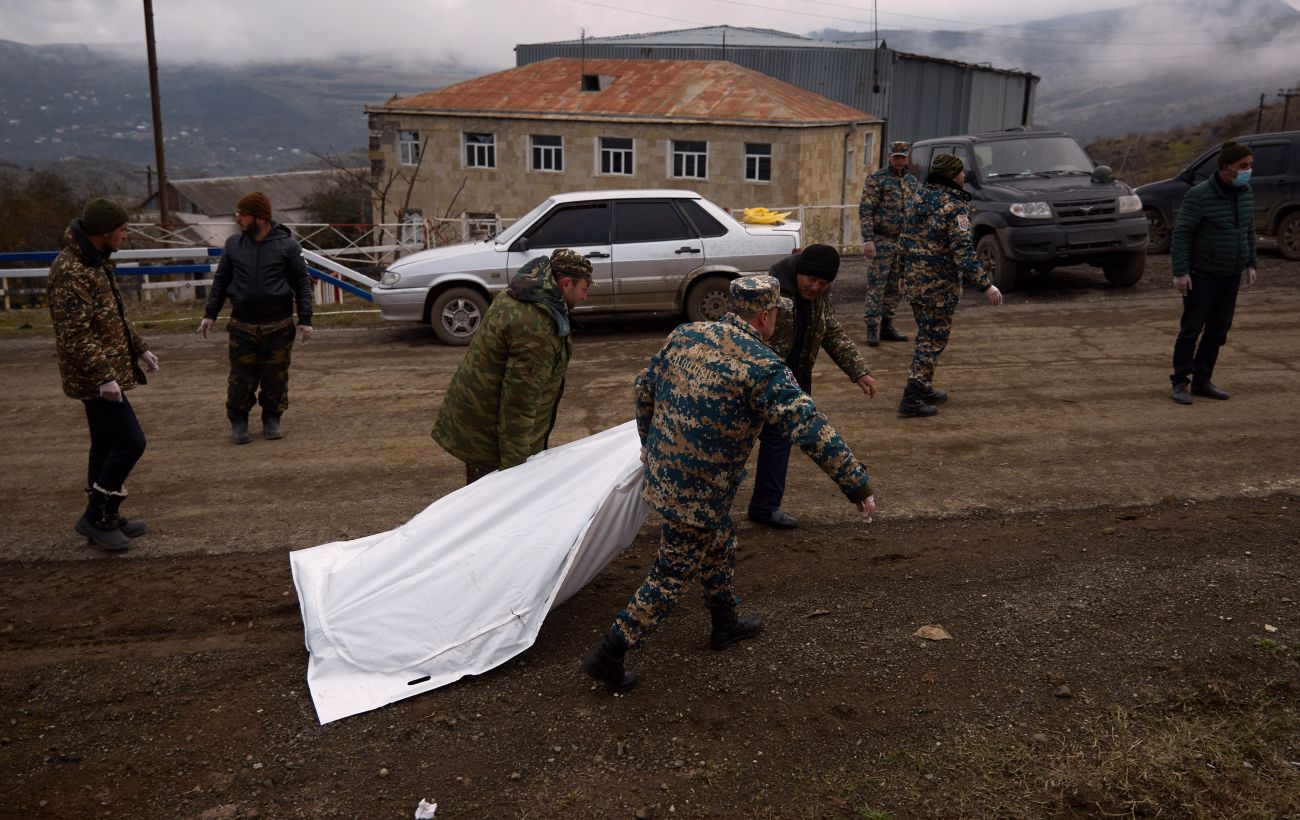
top-left (432, 248), bottom-right (593, 484)
top-left (859, 140), bottom-right (918, 346)
top-left (582, 275), bottom-right (877, 693)
top-left (48, 197), bottom-right (161, 552)
top-left (198, 191), bottom-right (313, 444)
top-left (899, 154), bottom-right (1003, 417)
top-left (746, 244), bottom-right (876, 530)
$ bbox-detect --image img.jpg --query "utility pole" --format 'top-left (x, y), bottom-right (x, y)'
top-left (142, 0), bottom-right (170, 227)
top-left (1280, 88), bottom-right (1299, 132)
top-left (1256, 93), bottom-right (1265, 133)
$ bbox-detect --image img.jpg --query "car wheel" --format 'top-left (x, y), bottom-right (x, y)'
top-left (429, 286), bottom-right (488, 346)
top-left (1102, 251), bottom-right (1146, 286)
top-left (684, 275), bottom-right (733, 323)
top-left (976, 234), bottom-right (1019, 291)
top-left (1277, 210), bottom-right (1300, 261)
top-left (1145, 209), bottom-right (1171, 254)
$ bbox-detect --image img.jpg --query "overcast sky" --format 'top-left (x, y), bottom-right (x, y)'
top-left (10, 0), bottom-right (1293, 70)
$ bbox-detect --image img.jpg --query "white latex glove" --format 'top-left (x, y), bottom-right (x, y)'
top-left (984, 285), bottom-right (1003, 306)
top-left (857, 494), bottom-right (876, 523)
top-left (198, 317), bottom-right (214, 339)
top-left (297, 324), bottom-right (313, 343)
top-left (1243, 267), bottom-right (1257, 290)
top-left (1174, 274), bottom-right (1192, 297)
top-left (99, 380), bottom-right (122, 402)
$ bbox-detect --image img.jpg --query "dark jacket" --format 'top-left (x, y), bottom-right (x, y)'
top-left (48, 222), bottom-right (150, 400)
top-left (205, 222), bottom-right (313, 324)
top-left (766, 254), bottom-right (869, 392)
top-left (1171, 174), bottom-right (1258, 278)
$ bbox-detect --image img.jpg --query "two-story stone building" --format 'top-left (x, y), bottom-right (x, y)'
top-left (366, 57), bottom-right (881, 241)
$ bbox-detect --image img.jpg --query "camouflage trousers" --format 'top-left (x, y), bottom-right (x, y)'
top-left (613, 518), bottom-right (741, 649)
top-left (226, 317), bottom-right (295, 421)
top-left (906, 302), bottom-right (955, 388)
top-left (864, 238), bottom-right (906, 324)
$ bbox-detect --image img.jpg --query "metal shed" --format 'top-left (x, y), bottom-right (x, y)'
top-left (516, 26), bottom-right (1038, 163)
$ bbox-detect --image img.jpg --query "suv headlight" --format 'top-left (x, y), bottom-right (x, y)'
top-left (1010, 201), bottom-right (1052, 219)
top-left (379, 270), bottom-right (401, 287)
top-left (1117, 194), bottom-right (1142, 214)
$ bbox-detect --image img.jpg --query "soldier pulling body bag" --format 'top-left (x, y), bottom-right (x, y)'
top-left (582, 275), bottom-right (877, 694)
top-left (898, 153), bottom-right (1003, 418)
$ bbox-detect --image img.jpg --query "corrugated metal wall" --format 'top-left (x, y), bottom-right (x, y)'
top-left (515, 43), bottom-right (1037, 159)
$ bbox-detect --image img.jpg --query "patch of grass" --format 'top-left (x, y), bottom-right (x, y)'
top-left (0, 295), bottom-right (385, 335)
top-left (784, 681), bottom-right (1299, 818)
top-left (1253, 637), bottom-right (1287, 654)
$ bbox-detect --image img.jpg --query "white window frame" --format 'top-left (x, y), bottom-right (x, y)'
top-left (530, 135), bottom-right (564, 173)
top-left (863, 132), bottom-right (875, 168)
top-left (671, 140), bottom-right (708, 180)
top-left (464, 132), bottom-right (496, 169)
top-left (398, 130), bottom-right (420, 166)
top-left (598, 137), bottom-right (635, 176)
top-left (744, 142), bottom-right (772, 182)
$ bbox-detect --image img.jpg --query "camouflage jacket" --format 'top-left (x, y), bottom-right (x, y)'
top-left (902, 176), bottom-right (991, 308)
top-left (634, 312), bottom-right (873, 530)
top-left (767, 254), bottom-right (869, 392)
top-left (858, 165), bottom-right (918, 244)
top-left (432, 260), bottom-right (573, 471)
top-left (47, 222), bottom-right (150, 401)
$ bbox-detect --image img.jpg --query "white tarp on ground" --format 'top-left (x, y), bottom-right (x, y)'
top-left (290, 421), bottom-right (647, 724)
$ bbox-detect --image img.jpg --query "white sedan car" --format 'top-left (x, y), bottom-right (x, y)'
top-left (373, 189), bottom-right (801, 344)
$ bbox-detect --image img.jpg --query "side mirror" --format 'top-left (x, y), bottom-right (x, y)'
top-left (513, 237), bottom-right (530, 253)
top-left (1091, 165), bottom-right (1114, 184)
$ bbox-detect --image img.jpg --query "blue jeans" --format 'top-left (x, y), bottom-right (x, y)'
top-left (1171, 272), bottom-right (1240, 386)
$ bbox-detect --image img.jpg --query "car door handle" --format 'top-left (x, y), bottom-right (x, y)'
top-left (674, 246), bottom-right (702, 254)
top-left (584, 251), bottom-right (610, 259)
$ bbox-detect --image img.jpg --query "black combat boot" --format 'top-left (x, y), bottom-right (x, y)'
top-left (879, 318), bottom-right (909, 342)
top-left (919, 384), bottom-right (948, 404)
top-left (709, 604), bottom-right (764, 650)
top-left (231, 418), bottom-right (252, 445)
top-left (75, 486), bottom-right (130, 552)
top-left (866, 322), bottom-right (880, 347)
top-left (582, 628), bottom-right (639, 693)
top-left (262, 415), bottom-right (284, 440)
top-left (898, 381), bottom-right (939, 417)
top-left (89, 485), bottom-right (146, 538)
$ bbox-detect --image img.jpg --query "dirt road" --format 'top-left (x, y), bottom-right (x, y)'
top-left (2, 254), bottom-right (1298, 817)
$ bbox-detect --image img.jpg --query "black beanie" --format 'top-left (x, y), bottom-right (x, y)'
top-left (798, 244), bottom-right (840, 282)
top-left (1218, 140), bottom-right (1252, 167)
top-left (80, 197), bottom-right (130, 236)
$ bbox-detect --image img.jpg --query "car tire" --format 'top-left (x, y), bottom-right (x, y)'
top-left (1145, 209), bottom-right (1172, 254)
top-left (1102, 251), bottom-right (1146, 287)
top-left (976, 234), bottom-right (1019, 291)
top-left (429, 286), bottom-right (489, 346)
top-left (1277, 210), bottom-right (1300, 261)
top-left (684, 275), bottom-right (734, 323)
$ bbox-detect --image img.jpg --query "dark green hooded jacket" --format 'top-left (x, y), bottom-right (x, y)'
top-left (1171, 174), bottom-right (1257, 278)
top-left (431, 259), bottom-right (573, 471)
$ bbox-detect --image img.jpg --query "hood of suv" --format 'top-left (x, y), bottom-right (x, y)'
top-left (978, 175), bottom-right (1132, 202)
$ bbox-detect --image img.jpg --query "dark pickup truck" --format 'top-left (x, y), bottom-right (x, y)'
top-left (1136, 130), bottom-right (1300, 260)
top-left (910, 130), bottom-right (1149, 290)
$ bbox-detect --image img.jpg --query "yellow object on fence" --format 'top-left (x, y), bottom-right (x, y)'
top-left (742, 207), bottom-right (792, 225)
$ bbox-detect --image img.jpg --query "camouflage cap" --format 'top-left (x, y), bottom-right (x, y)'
top-left (729, 275), bottom-right (792, 314)
top-left (889, 140), bottom-right (911, 156)
top-left (932, 153), bottom-right (964, 179)
top-left (549, 248), bottom-right (593, 281)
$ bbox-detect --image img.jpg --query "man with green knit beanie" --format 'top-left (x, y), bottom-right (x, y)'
top-left (1168, 139), bottom-right (1258, 405)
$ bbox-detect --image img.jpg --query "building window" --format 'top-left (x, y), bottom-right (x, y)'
top-left (530, 135), bottom-right (563, 172)
top-left (672, 140), bottom-right (708, 179)
top-left (464, 133), bottom-right (496, 168)
top-left (744, 143), bottom-right (771, 182)
top-left (399, 130), bottom-right (420, 166)
top-left (463, 211), bottom-right (500, 241)
top-left (863, 133), bottom-right (875, 167)
top-left (599, 137), bottom-right (634, 176)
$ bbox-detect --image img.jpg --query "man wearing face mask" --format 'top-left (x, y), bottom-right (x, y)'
top-left (1168, 140), bottom-right (1259, 404)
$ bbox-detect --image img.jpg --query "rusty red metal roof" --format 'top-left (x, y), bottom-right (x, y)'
top-left (371, 58), bottom-right (875, 125)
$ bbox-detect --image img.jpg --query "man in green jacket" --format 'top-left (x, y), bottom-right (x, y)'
top-left (48, 197), bottom-right (161, 552)
top-left (1169, 139), bottom-right (1259, 405)
top-left (432, 248), bottom-right (593, 483)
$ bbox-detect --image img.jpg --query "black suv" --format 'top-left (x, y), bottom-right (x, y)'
top-left (910, 130), bottom-right (1149, 290)
top-left (1136, 131), bottom-right (1300, 260)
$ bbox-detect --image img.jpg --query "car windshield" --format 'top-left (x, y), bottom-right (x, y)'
top-left (974, 137), bottom-right (1095, 179)
top-left (493, 198), bottom-right (554, 246)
